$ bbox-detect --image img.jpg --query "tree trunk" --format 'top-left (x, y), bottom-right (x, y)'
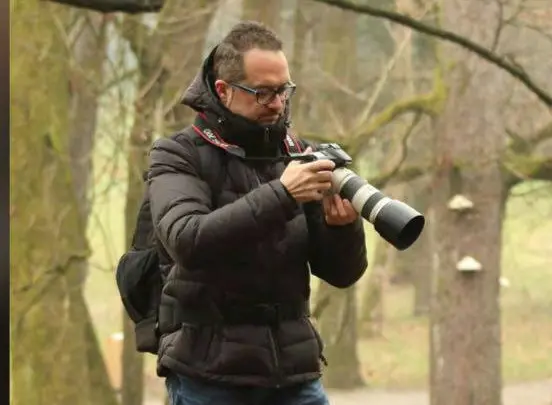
top-left (391, 180), bottom-right (432, 315)
top-left (315, 282), bottom-right (364, 389)
top-left (289, 0), bottom-right (308, 132)
top-left (429, 1), bottom-right (507, 404)
top-left (12, 2), bottom-right (116, 404)
top-left (11, 3), bottom-right (94, 405)
top-left (83, 295), bottom-right (120, 405)
top-left (65, 9), bottom-right (119, 405)
top-left (159, 0), bottom-right (220, 131)
top-left (411, 227), bottom-right (431, 316)
top-left (119, 14), bottom-right (166, 405)
top-left (242, 0), bottom-right (282, 30)
top-left (408, 183), bottom-right (432, 317)
top-left (359, 236), bottom-right (388, 336)
top-left (121, 111), bottom-right (150, 405)
top-left (121, 57), bottom-right (155, 405)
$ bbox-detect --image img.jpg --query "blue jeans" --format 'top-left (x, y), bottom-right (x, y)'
top-left (166, 373), bottom-right (330, 405)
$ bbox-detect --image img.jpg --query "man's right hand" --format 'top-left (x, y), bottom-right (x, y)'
top-left (280, 147), bottom-right (336, 203)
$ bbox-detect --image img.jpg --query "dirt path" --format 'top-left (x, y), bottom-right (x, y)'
top-left (145, 379), bottom-right (551, 405)
top-left (326, 379), bottom-right (552, 405)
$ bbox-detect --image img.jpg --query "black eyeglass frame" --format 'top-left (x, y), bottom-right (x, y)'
top-left (228, 82), bottom-right (297, 106)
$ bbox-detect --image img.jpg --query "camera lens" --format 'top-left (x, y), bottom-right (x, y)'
top-left (331, 168), bottom-right (425, 250)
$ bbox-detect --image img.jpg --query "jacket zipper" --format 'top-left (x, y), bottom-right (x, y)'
top-left (256, 132), bottom-right (283, 386)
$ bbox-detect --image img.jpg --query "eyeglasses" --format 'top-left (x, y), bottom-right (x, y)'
top-left (229, 82), bottom-right (297, 106)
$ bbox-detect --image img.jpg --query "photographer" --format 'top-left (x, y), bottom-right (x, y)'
top-left (149, 20), bottom-right (367, 405)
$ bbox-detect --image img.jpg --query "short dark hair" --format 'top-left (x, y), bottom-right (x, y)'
top-left (213, 21), bottom-right (283, 83)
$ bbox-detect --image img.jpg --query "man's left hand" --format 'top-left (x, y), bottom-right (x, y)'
top-left (323, 193), bottom-right (358, 226)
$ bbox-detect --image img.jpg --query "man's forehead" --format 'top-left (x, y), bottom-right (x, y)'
top-left (243, 48), bottom-right (290, 86)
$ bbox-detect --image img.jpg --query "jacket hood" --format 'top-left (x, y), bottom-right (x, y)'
top-left (180, 46), bottom-right (292, 158)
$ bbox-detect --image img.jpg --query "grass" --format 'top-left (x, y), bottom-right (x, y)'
top-left (354, 286), bottom-right (552, 390)
top-left (359, 307), bottom-right (430, 389)
top-left (84, 139), bottom-right (552, 391)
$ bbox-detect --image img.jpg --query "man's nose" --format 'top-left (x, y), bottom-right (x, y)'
top-left (266, 93), bottom-right (284, 111)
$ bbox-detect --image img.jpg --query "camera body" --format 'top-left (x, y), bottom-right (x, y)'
top-left (291, 142), bottom-right (424, 251)
top-left (291, 143), bottom-right (353, 168)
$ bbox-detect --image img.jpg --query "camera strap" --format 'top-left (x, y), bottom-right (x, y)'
top-left (282, 131), bottom-right (304, 155)
top-left (192, 113), bottom-right (245, 158)
top-left (192, 113), bottom-right (305, 163)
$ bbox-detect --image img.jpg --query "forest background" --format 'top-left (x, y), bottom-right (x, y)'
top-left (10, 0), bottom-right (552, 404)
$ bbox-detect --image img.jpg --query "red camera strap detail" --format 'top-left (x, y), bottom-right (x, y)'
top-left (191, 124), bottom-right (232, 149)
top-left (193, 113), bottom-right (303, 156)
top-left (284, 131), bottom-right (303, 154)
top-left (192, 113), bottom-right (233, 150)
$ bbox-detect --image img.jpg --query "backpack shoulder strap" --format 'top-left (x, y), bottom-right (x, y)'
top-left (130, 182), bottom-right (155, 250)
top-left (197, 142), bottom-right (227, 208)
top-left (170, 125), bottom-right (227, 209)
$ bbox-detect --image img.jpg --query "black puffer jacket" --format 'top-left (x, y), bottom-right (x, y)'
top-left (149, 47), bottom-right (367, 387)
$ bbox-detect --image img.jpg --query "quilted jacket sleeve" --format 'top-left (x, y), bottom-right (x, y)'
top-left (147, 134), bottom-right (297, 269)
top-left (300, 139), bottom-right (368, 288)
top-left (303, 202), bottom-right (368, 288)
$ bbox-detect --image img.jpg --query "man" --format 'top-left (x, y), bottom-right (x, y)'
top-left (148, 21), bottom-right (368, 405)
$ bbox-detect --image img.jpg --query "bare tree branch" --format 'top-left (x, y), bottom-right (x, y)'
top-left (348, 84), bottom-right (443, 154)
top-left (506, 121), bottom-right (552, 154)
top-left (359, 120), bottom-right (552, 190)
top-left (503, 152), bottom-right (552, 183)
top-left (310, 0), bottom-right (552, 107)
top-left (116, 16), bottom-right (156, 67)
top-left (298, 73), bottom-right (444, 154)
top-left (490, 0), bottom-right (506, 52)
top-left (353, 26), bottom-right (416, 131)
top-left (14, 253), bottom-right (90, 333)
top-left (526, 121), bottom-right (552, 145)
top-left (371, 112), bottom-right (423, 188)
top-left (503, 120), bottom-right (552, 185)
top-left (369, 164), bottom-right (429, 188)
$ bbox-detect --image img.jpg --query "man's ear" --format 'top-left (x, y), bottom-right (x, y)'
top-left (214, 80), bottom-right (229, 104)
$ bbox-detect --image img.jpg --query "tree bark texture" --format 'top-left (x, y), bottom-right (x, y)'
top-left (289, 0), bottom-right (308, 132)
top-left (121, 15), bottom-right (156, 404)
top-left (428, 2), bottom-right (508, 404)
top-left (392, 180), bottom-right (432, 316)
top-left (242, 0), bottom-right (282, 31)
top-left (10, 2), bottom-right (102, 405)
top-left (315, 282), bottom-right (364, 389)
top-left (359, 236), bottom-right (387, 337)
top-left (157, 0), bottom-right (220, 131)
top-left (66, 9), bottom-right (119, 405)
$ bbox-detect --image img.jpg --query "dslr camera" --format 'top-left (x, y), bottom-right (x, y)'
top-left (294, 143), bottom-right (425, 251)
